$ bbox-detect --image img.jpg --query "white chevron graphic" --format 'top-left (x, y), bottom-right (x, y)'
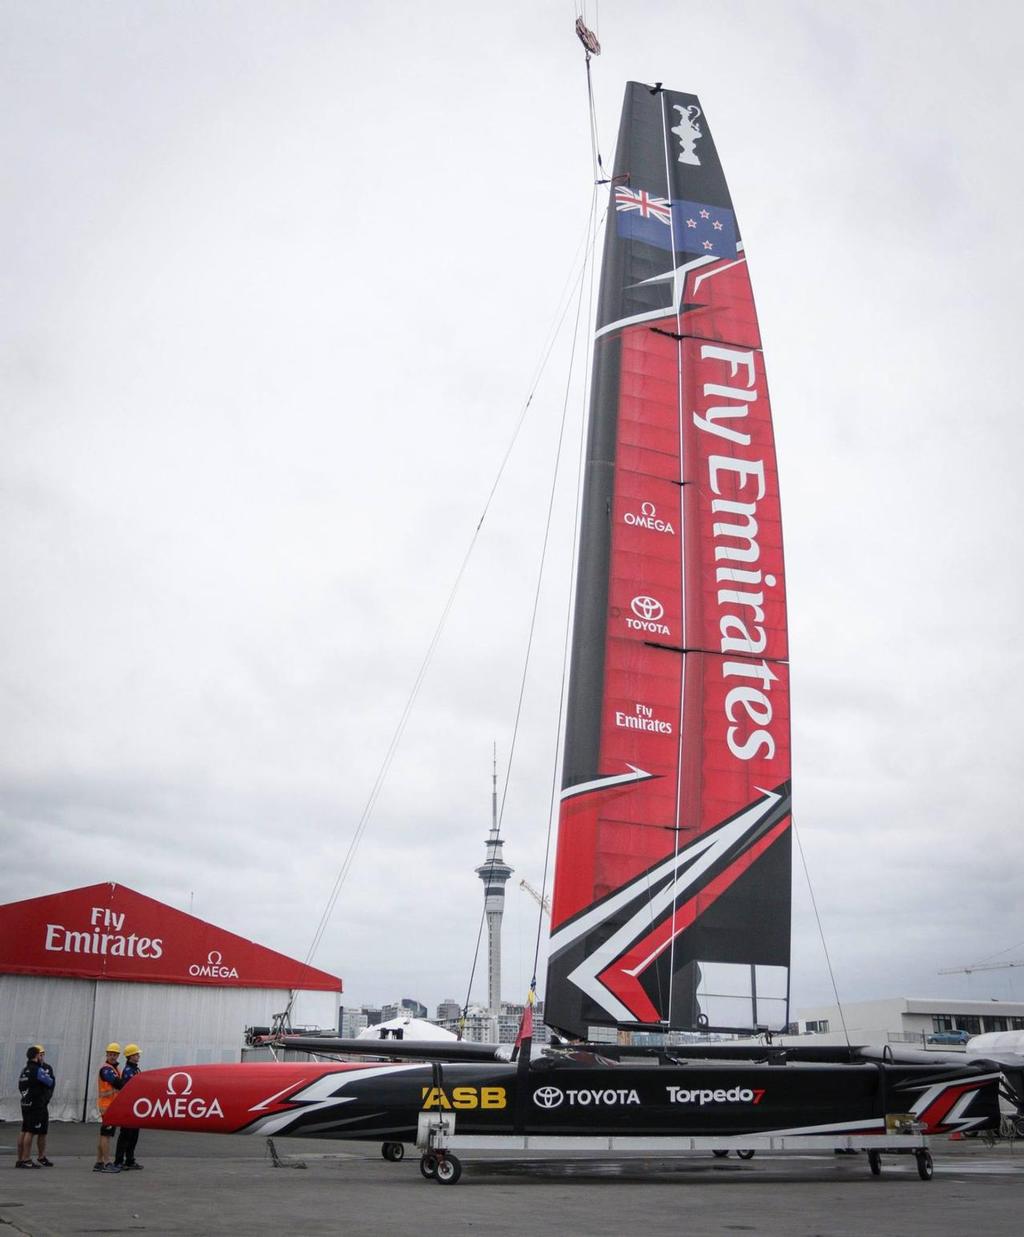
top-left (561, 765), bottom-right (653, 801)
top-left (550, 789), bottom-right (782, 1023)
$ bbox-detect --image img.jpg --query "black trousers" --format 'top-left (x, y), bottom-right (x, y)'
top-left (114, 1127), bottom-right (140, 1164)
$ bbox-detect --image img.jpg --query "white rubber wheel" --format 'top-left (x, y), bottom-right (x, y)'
top-left (916, 1150), bottom-right (933, 1181)
top-left (381, 1142), bottom-right (404, 1162)
top-left (736, 1149), bottom-right (755, 1161)
top-left (435, 1155), bottom-right (462, 1184)
top-left (419, 1153), bottom-right (437, 1179)
top-left (712, 1149), bottom-right (729, 1158)
top-left (867, 1149), bottom-right (881, 1176)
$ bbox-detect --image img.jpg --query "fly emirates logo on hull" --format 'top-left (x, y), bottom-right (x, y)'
top-left (693, 344), bottom-right (782, 764)
top-left (44, 905), bottom-right (163, 959)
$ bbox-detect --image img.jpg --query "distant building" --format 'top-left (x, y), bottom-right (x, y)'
top-left (339, 1008), bottom-right (369, 1038)
top-left (436, 998), bottom-right (461, 1022)
top-left (498, 1000), bottom-right (551, 1046)
top-left (434, 1005), bottom-right (495, 1043)
top-left (381, 997), bottom-right (427, 1022)
top-left (786, 997), bottom-right (1024, 1048)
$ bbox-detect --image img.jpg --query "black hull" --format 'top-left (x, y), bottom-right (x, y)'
top-left (224, 1060), bottom-right (1000, 1142)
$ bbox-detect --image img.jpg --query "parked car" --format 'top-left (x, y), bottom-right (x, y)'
top-left (927, 1029), bottom-right (971, 1045)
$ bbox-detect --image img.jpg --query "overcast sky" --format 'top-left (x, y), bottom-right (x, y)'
top-left (3, 0), bottom-right (1023, 1022)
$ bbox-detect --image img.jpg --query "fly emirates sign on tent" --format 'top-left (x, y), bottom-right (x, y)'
top-left (0, 883), bottom-right (340, 991)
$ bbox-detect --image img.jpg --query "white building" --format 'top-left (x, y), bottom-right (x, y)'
top-left (786, 997), bottom-right (1024, 1049)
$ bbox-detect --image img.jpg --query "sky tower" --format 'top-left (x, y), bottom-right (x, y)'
top-left (475, 748), bottom-right (513, 1014)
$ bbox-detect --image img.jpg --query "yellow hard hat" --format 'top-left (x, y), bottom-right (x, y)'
top-left (124, 1043), bottom-right (141, 1057)
top-left (106, 1042), bottom-right (122, 1054)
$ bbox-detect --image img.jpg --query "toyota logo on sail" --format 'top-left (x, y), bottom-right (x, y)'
top-left (631, 596), bottom-right (663, 621)
top-left (533, 1086), bottom-right (564, 1109)
top-left (627, 595), bottom-right (669, 635)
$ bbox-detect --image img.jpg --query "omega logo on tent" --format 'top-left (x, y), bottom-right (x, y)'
top-left (188, 950), bottom-right (239, 979)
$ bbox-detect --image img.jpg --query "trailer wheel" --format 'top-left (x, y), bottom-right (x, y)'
top-left (381, 1142), bottom-right (404, 1162)
top-left (435, 1154), bottom-right (462, 1184)
top-left (915, 1150), bottom-right (933, 1181)
top-left (419, 1153), bottom-right (438, 1179)
top-left (712, 1150), bottom-right (729, 1158)
top-left (736, 1149), bottom-right (756, 1160)
top-left (867, 1149), bottom-right (881, 1176)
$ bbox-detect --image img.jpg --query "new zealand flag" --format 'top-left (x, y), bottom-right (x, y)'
top-left (615, 186), bottom-right (736, 258)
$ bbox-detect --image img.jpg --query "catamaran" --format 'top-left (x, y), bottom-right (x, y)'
top-left (108, 72), bottom-right (1002, 1182)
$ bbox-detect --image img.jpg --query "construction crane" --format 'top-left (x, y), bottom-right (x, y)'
top-left (938, 960), bottom-right (1024, 975)
top-left (519, 878), bottom-right (551, 918)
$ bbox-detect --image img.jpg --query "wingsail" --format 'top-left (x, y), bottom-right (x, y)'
top-left (547, 84), bottom-right (791, 1039)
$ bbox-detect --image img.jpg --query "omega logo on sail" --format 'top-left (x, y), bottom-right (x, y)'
top-left (693, 344), bottom-right (779, 763)
top-left (623, 501), bottom-right (675, 535)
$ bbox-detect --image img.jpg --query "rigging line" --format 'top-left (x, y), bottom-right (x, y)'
top-left (460, 211), bottom-right (603, 1017)
top-left (793, 817), bottom-right (851, 1050)
top-left (292, 204), bottom-right (602, 987)
top-left (972, 940), bottom-right (1024, 964)
top-left (533, 185), bottom-right (603, 978)
top-left (496, 186), bottom-right (598, 836)
top-left (582, 36), bottom-right (604, 181)
top-left (460, 894), bottom-right (489, 1032)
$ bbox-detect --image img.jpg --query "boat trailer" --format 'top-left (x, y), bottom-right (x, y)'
top-left (400, 1113), bottom-right (937, 1185)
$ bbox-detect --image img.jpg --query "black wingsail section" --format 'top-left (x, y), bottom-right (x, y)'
top-left (546, 84), bottom-right (792, 1040)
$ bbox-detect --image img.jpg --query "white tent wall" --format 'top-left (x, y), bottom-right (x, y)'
top-left (1, 976), bottom-right (338, 1121)
top-left (0, 975), bottom-right (95, 1121)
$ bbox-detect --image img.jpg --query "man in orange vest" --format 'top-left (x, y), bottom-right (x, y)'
top-left (94, 1043), bottom-right (124, 1173)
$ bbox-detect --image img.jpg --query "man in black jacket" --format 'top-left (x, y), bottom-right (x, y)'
top-left (17, 1045), bottom-right (55, 1167)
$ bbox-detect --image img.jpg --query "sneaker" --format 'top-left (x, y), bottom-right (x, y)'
top-left (16, 1160), bottom-right (41, 1169)
top-left (93, 1162), bottom-right (105, 1172)
top-left (36, 1158), bottom-right (54, 1167)
top-left (124, 1162), bottom-right (143, 1170)
top-left (102, 1164), bottom-right (122, 1173)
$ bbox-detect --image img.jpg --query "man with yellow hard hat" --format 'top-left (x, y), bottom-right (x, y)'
top-left (114, 1045), bottom-right (143, 1170)
top-left (94, 1043), bottom-right (124, 1173)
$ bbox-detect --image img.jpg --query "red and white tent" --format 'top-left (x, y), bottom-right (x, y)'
top-left (0, 884), bottom-right (341, 1121)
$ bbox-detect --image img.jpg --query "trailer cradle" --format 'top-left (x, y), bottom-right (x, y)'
top-left (411, 1115), bottom-right (936, 1185)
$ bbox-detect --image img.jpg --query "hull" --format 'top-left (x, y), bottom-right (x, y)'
top-left (107, 1060), bottom-right (1000, 1142)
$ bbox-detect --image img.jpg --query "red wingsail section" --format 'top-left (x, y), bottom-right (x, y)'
top-left (546, 85), bottom-right (791, 1039)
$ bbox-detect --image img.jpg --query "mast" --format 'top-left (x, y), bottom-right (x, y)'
top-left (475, 745), bottom-right (513, 1014)
top-left (546, 84), bottom-right (792, 1040)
